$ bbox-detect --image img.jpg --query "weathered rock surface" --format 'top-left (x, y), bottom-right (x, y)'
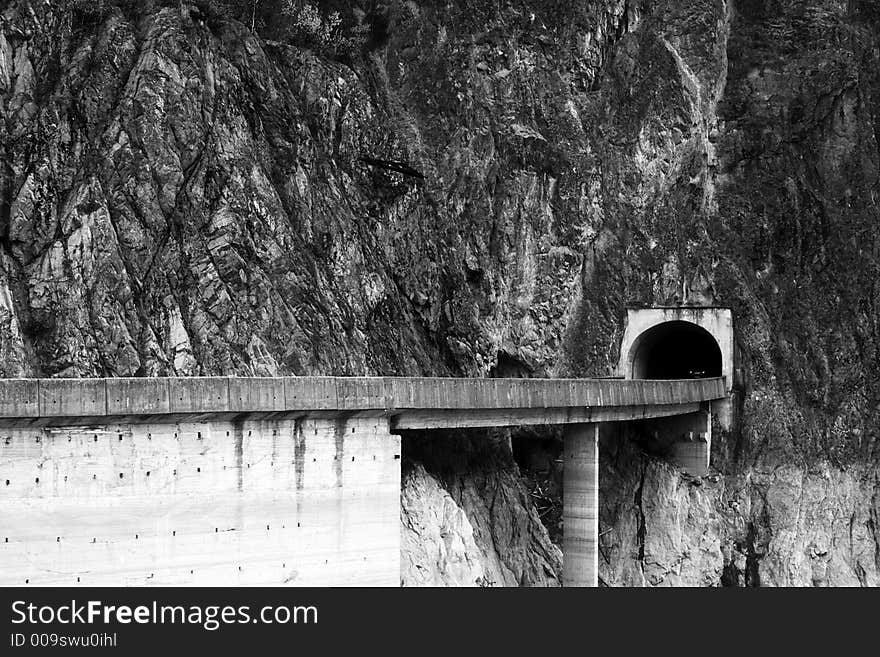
top-left (400, 462), bottom-right (486, 587)
top-left (405, 433), bottom-right (563, 587)
top-left (600, 429), bottom-right (880, 586)
top-left (1, 0), bottom-right (878, 585)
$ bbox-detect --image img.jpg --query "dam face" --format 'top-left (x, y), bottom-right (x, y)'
top-left (0, 417), bottom-right (401, 586)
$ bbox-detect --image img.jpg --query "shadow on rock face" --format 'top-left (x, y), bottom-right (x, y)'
top-left (401, 428), bottom-right (562, 587)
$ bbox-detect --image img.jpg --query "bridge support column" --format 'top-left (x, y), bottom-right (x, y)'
top-left (563, 422), bottom-right (599, 587)
top-left (651, 408), bottom-right (712, 476)
top-left (669, 410), bottom-right (711, 476)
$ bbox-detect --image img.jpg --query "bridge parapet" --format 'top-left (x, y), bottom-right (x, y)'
top-left (0, 376), bottom-right (726, 422)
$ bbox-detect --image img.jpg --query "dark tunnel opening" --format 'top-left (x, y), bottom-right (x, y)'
top-left (630, 321), bottom-right (722, 379)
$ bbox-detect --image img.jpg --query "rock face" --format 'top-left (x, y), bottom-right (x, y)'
top-left (600, 428), bottom-right (879, 587)
top-left (401, 462), bottom-right (487, 587)
top-left (404, 433), bottom-right (562, 587)
top-left (1, 1), bottom-right (878, 585)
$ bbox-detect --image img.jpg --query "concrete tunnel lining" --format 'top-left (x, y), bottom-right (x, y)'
top-left (629, 320), bottom-right (722, 380)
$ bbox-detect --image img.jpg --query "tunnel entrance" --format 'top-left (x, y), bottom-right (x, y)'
top-left (629, 321), bottom-right (722, 379)
top-left (619, 306), bottom-right (733, 428)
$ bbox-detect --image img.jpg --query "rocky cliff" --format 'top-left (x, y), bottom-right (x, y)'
top-left (1, 0), bottom-right (878, 585)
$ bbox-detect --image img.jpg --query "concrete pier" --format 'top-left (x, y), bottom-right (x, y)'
top-left (563, 423), bottom-right (599, 587)
top-left (642, 409), bottom-right (712, 476)
top-left (669, 409), bottom-right (711, 476)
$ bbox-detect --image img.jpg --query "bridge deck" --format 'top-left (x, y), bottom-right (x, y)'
top-left (0, 376), bottom-right (725, 429)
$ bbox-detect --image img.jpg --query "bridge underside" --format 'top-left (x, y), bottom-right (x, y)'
top-left (0, 401), bottom-right (708, 430)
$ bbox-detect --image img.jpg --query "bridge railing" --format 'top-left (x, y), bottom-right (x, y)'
top-left (0, 377), bottom-right (726, 420)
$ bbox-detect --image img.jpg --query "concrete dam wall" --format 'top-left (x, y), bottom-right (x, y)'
top-left (1, 417), bottom-right (400, 586)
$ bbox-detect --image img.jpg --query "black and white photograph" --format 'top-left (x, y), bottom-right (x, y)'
top-left (0, 0), bottom-right (878, 623)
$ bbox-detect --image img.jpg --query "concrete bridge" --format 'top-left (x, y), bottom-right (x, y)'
top-left (0, 374), bottom-right (725, 588)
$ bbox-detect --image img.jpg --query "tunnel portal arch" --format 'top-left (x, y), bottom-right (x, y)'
top-left (617, 306), bottom-right (734, 430)
top-left (628, 320), bottom-right (722, 379)
top-left (618, 307), bottom-right (733, 384)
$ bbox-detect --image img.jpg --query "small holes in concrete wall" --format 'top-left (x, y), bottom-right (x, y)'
top-left (2, 417), bottom-right (400, 585)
